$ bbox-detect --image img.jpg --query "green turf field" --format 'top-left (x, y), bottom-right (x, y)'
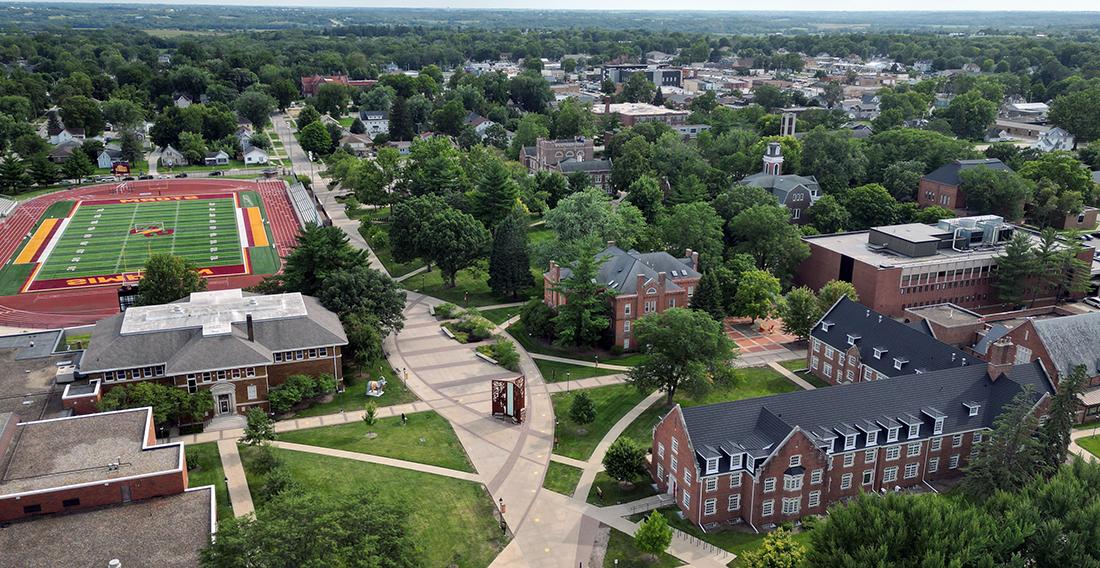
top-left (35, 196), bottom-right (245, 280)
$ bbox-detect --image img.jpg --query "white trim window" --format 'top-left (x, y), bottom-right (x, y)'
top-left (904, 462), bottom-right (919, 479)
top-left (931, 437), bottom-right (942, 451)
top-left (670, 456), bottom-right (678, 474)
top-left (810, 469), bottom-right (823, 485)
top-left (887, 427), bottom-right (900, 443)
top-left (973, 432), bottom-right (983, 443)
top-left (762, 499), bottom-right (774, 517)
top-left (883, 466), bottom-right (899, 483)
top-left (705, 457), bottom-right (718, 474)
top-left (781, 497), bottom-right (801, 516)
top-left (928, 458), bottom-right (940, 473)
top-left (907, 442), bottom-right (922, 457)
top-left (246, 385), bottom-right (257, 400)
top-left (764, 477), bottom-right (776, 493)
top-left (704, 498), bottom-right (717, 516)
top-left (862, 469), bottom-right (874, 485)
top-left (952, 434), bottom-right (963, 448)
top-left (949, 455), bottom-right (960, 469)
top-left (683, 469), bottom-right (692, 485)
top-left (907, 424), bottom-right (920, 439)
top-left (789, 455), bottom-right (801, 468)
top-left (730, 473), bottom-right (742, 488)
top-left (886, 446), bottom-right (901, 461)
top-left (840, 473), bottom-right (853, 490)
top-left (624, 303), bottom-right (631, 316)
top-left (783, 474), bottom-right (803, 491)
top-left (808, 490), bottom-right (821, 508)
top-left (705, 478), bottom-right (718, 492)
top-left (865, 449), bottom-right (877, 463)
top-left (671, 439), bottom-right (679, 454)
top-left (658, 442), bottom-right (665, 459)
top-left (843, 453), bottom-right (855, 467)
top-left (682, 490), bottom-right (691, 508)
top-left (728, 494), bottom-right (741, 511)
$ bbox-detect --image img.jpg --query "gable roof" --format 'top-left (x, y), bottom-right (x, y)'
top-left (812, 296), bottom-right (971, 377)
top-left (679, 360), bottom-right (1052, 476)
top-left (555, 245), bottom-right (698, 295)
top-left (922, 158), bottom-right (1011, 187)
top-left (741, 173), bottom-right (821, 204)
top-left (1031, 312), bottom-right (1100, 376)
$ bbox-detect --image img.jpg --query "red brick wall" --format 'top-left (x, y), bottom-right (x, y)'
top-left (650, 406), bottom-right (700, 523)
top-left (1057, 208), bottom-right (1099, 231)
top-left (918, 179), bottom-right (965, 211)
top-left (0, 470), bottom-right (186, 522)
top-left (62, 391), bottom-right (102, 415)
top-left (748, 431), bottom-right (829, 527)
top-left (795, 241), bottom-right (842, 291)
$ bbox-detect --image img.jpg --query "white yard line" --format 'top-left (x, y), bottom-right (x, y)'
top-left (113, 203), bottom-right (143, 272)
top-left (170, 200), bottom-right (182, 255)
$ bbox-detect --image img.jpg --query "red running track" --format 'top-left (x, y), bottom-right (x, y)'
top-left (0, 179), bottom-right (302, 329)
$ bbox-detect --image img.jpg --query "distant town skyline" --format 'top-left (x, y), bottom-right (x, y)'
top-left (30, 1), bottom-right (1100, 12)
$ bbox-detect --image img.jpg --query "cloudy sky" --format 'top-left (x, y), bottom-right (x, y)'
top-left (37, 0), bottom-right (1100, 10)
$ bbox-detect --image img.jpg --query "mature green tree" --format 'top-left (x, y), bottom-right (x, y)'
top-left (59, 95), bottom-right (105, 136)
top-left (316, 265), bottom-right (406, 332)
top-left (841, 183), bottom-right (898, 229)
top-left (427, 207), bottom-right (491, 288)
top-left (509, 113), bottom-right (550, 159)
top-left (729, 205), bottom-right (810, 284)
top-left (733, 269), bottom-right (780, 323)
top-left (881, 160), bottom-right (925, 201)
top-left (963, 386), bottom-right (1041, 500)
top-left (269, 224), bottom-right (368, 296)
top-left (345, 146), bottom-right (400, 207)
top-left (119, 130), bottom-right (143, 167)
top-left (941, 90), bottom-right (997, 140)
top-left (1049, 86), bottom-right (1100, 144)
top-left (61, 150), bottom-right (95, 183)
top-left (610, 135), bottom-right (653, 192)
top-left (390, 194), bottom-right (446, 267)
top-left (551, 98), bottom-right (595, 139)
top-left (136, 253), bottom-right (207, 306)
top-left (959, 166), bottom-right (1032, 220)
top-left (234, 90), bottom-right (276, 127)
top-left (201, 490), bottom-right (420, 567)
top-left (178, 131), bottom-right (208, 165)
top-left (241, 408), bottom-right (276, 446)
top-left (98, 382), bottom-right (212, 427)
top-left (628, 307), bottom-right (735, 405)
top-left (343, 311), bottom-right (385, 367)
top-left (816, 280), bottom-right (859, 313)
top-left (101, 98), bottom-right (145, 130)
top-left (620, 72), bottom-right (655, 104)
top-left (297, 120), bottom-right (332, 157)
top-left (314, 83), bottom-right (350, 117)
top-left (634, 511), bottom-right (673, 559)
top-left (690, 268), bottom-right (727, 321)
top-left (800, 127), bottom-right (868, 194)
top-left (603, 437), bottom-right (647, 483)
top-left (822, 81), bottom-right (844, 108)
top-left (488, 210), bottom-right (532, 298)
top-left (778, 286), bottom-right (819, 341)
top-left (864, 129), bottom-right (976, 179)
top-left (269, 78), bottom-right (299, 111)
top-left (806, 194), bottom-right (850, 234)
top-left (1036, 365), bottom-right (1087, 476)
top-left (657, 202), bottom-right (724, 261)
top-left (539, 188), bottom-right (645, 266)
top-left (472, 158), bottom-right (520, 229)
top-left (402, 136), bottom-right (469, 197)
top-left (431, 98), bottom-right (466, 136)
top-left (349, 117), bottom-right (366, 134)
top-left (569, 391), bottom-right (596, 425)
top-left (740, 528), bottom-right (807, 568)
top-left (992, 232), bottom-right (1035, 307)
top-left (752, 84), bottom-right (786, 111)
top-left (27, 153), bottom-right (59, 187)
top-left (626, 174), bottom-right (665, 223)
top-left (508, 71), bottom-right (553, 113)
top-left (552, 248), bottom-right (611, 347)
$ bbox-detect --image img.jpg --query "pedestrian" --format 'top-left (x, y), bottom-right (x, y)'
top-left (401, 413), bottom-right (407, 425)
top-left (498, 498), bottom-right (506, 515)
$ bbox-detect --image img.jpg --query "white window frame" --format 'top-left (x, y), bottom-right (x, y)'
top-left (671, 438), bottom-right (679, 454)
top-left (865, 449), bottom-right (877, 463)
top-left (952, 434), bottom-right (963, 448)
top-left (907, 442), bottom-right (922, 457)
top-left (624, 303), bottom-right (631, 316)
top-left (840, 473), bottom-right (853, 490)
top-left (886, 446), bottom-right (900, 461)
top-left (949, 455), bottom-right (960, 469)
top-left (866, 431), bottom-right (878, 446)
top-left (728, 494), bottom-right (741, 511)
top-left (973, 432), bottom-right (983, 443)
top-left (887, 427), bottom-right (900, 443)
top-left (810, 469), bottom-right (823, 485)
top-left (862, 469), bottom-right (874, 485)
top-left (843, 453), bottom-right (855, 467)
top-left (907, 423), bottom-right (920, 439)
top-left (931, 437), bottom-right (942, 451)
top-left (783, 475), bottom-right (803, 491)
top-left (682, 490), bottom-right (690, 508)
top-left (808, 490), bottom-right (821, 508)
top-left (883, 466), bottom-right (899, 484)
top-left (928, 458), bottom-right (940, 473)
top-left (781, 497), bottom-right (801, 516)
top-left (789, 455), bottom-right (801, 468)
top-left (705, 477), bottom-right (718, 492)
top-left (705, 457), bottom-right (718, 474)
top-left (904, 462), bottom-right (919, 479)
top-left (730, 472), bottom-right (742, 488)
top-left (933, 418), bottom-right (944, 435)
top-left (762, 499), bottom-right (774, 517)
top-left (704, 498), bottom-right (717, 516)
top-left (764, 477), bottom-right (776, 493)
top-left (658, 442), bottom-right (665, 459)
top-left (683, 469), bottom-right (692, 485)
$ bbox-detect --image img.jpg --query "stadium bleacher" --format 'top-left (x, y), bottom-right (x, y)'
top-left (286, 182), bottom-right (324, 227)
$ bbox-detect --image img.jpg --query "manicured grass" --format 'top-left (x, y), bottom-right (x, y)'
top-left (527, 226), bottom-right (554, 246)
top-left (618, 366), bottom-right (799, 447)
top-left (542, 461), bottom-right (583, 495)
top-left (778, 359), bottom-right (805, 372)
top-left (400, 266), bottom-right (542, 307)
top-left (509, 321), bottom-right (650, 366)
top-left (277, 410), bottom-right (474, 472)
top-left (292, 359), bottom-right (417, 417)
top-left (185, 442), bottom-right (233, 521)
top-left (551, 383), bottom-right (650, 460)
top-left (777, 358), bottom-right (830, 388)
top-left (604, 527), bottom-right (684, 567)
top-left (337, 116), bottom-right (354, 127)
top-left (634, 507), bottom-right (813, 566)
top-left (476, 305), bottom-right (522, 325)
top-left (537, 359), bottom-right (623, 383)
top-left (0, 264), bottom-right (33, 296)
top-left (798, 370), bottom-right (830, 388)
top-left (587, 471), bottom-right (658, 506)
top-left (1077, 434), bottom-right (1100, 458)
top-left (240, 446), bottom-right (506, 567)
top-left (357, 222), bottom-right (425, 278)
top-left (163, 159), bottom-right (259, 172)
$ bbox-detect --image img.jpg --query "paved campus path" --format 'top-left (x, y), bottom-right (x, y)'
top-left (217, 439), bottom-right (255, 518)
top-left (527, 352), bottom-right (632, 372)
top-left (1070, 429), bottom-right (1099, 463)
top-left (573, 390), bottom-right (664, 501)
top-left (270, 440), bottom-right (483, 482)
top-left (767, 361), bottom-right (816, 390)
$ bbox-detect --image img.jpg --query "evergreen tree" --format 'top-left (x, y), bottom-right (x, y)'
top-left (62, 148), bottom-right (95, 183)
top-left (993, 233), bottom-right (1035, 307)
top-left (0, 152), bottom-right (31, 194)
top-left (487, 209), bottom-right (531, 298)
top-left (552, 247), bottom-right (611, 347)
top-left (27, 153), bottom-right (60, 187)
top-left (388, 96), bottom-right (413, 141)
top-left (690, 268), bottom-right (727, 321)
top-left (962, 386), bottom-right (1041, 500)
top-left (568, 391), bottom-right (596, 425)
top-left (119, 130), bottom-right (143, 166)
top-left (349, 117), bottom-right (366, 134)
top-left (472, 158), bottom-right (519, 229)
top-left (1036, 364), bottom-right (1087, 476)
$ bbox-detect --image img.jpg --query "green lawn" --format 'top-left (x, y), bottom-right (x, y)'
top-left (633, 507), bottom-right (813, 566)
top-left (400, 266), bottom-right (542, 307)
top-left (552, 383), bottom-right (651, 461)
top-left (542, 461), bottom-right (583, 495)
top-left (587, 471), bottom-right (658, 506)
top-left (240, 446), bottom-right (506, 567)
top-left (162, 159), bottom-right (262, 172)
top-left (337, 116), bottom-right (355, 127)
top-left (292, 359), bottom-right (417, 417)
top-left (476, 305), bottom-right (523, 325)
top-left (527, 226), bottom-right (554, 247)
top-left (604, 528), bottom-right (684, 567)
top-left (797, 370), bottom-right (830, 388)
top-left (185, 442), bottom-right (233, 521)
top-left (358, 222), bottom-right (425, 278)
top-left (509, 321), bottom-right (650, 366)
top-left (777, 359), bottom-right (830, 388)
top-left (1077, 434), bottom-right (1100, 458)
top-left (618, 366), bottom-right (800, 447)
top-left (277, 410), bottom-right (474, 472)
top-left (778, 359), bottom-right (805, 372)
top-left (537, 359), bottom-right (624, 383)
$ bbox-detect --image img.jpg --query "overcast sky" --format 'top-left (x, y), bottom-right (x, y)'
top-left (35, 0), bottom-right (1100, 11)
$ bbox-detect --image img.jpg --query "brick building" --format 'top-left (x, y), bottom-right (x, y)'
top-left (0, 407), bottom-right (214, 567)
top-left (650, 359), bottom-right (1053, 530)
top-left (917, 159), bottom-right (1011, 214)
top-left (796, 216), bottom-right (1093, 318)
top-left (74, 289), bottom-right (347, 419)
top-left (543, 244), bottom-right (699, 350)
top-left (808, 297), bottom-right (970, 385)
top-left (602, 64), bottom-right (683, 88)
top-left (593, 101), bottom-right (689, 128)
top-left (740, 142), bottom-right (821, 225)
top-left (521, 137), bottom-right (612, 192)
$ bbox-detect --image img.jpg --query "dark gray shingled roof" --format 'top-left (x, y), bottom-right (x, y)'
top-left (558, 159), bottom-right (612, 173)
top-left (973, 323), bottom-right (1011, 356)
top-left (80, 292), bottom-right (346, 374)
top-left (679, 360), bottom-right (1052, 476)
top-left (812, 297), bottom-right (971, 377)
top-left (922, 158), bottom-right (1011, 187)
top-left (1031, 312), bottom-right (1100, 376)
top-left (556, 246), bottom-right (699, 295)
top-left (740, 173), bottom-right (821, 204)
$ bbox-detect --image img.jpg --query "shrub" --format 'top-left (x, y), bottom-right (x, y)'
top-left (260, 465), bottom-right (299, 500)
top-left (315, 373), bottom-right (339, 395)
top-left (186, 452), bottom-right (198, 470)
top-left (371, 230), bottom-right (389, 250)
top-left (453, 331), bottom-right (469, 343)
top-left (569, 391), bottom-right (596, 425)
top-left (364, 400), bottom-right (377, 426)
top-left (268, 387), bottom-right (299, 414)
top-left (519, 299), bottom-right (556, 340)
top-left (252, 444), bottom-right (283, 474)
top-left (603, 437), bottom-right (647, 483)
top-left (491, 337), bottom-right (520, 371)
top-left (286, 374), bottom-right (319, 399)
top-left (435, 302), bottom-right (458, 319)
top-left (471, 323), bottom-right (494, 341)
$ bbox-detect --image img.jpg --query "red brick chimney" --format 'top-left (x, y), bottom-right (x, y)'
top-left (986, 337), bottom-right (1016, 381)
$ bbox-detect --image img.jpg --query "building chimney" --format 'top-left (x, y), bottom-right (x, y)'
top-left (658, 271), bottom-right (667, 289)
top-left (691, 251), bottom-right (699, 271)
top-left (986, 337), bottom-right (1016, 381)
top-left (246, 313), bottom-right (254, 342)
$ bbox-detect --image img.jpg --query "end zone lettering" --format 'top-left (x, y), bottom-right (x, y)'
top-left (65, 274), bottom-right (143, 286)
top-left (117, 196), bottom-right (201, 204)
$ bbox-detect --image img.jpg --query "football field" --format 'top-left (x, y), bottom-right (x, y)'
top-left (5, 191), bottom-right (279, 293)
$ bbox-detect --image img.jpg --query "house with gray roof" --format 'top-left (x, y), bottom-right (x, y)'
top-left (651, 358), bottom-right (1053, 529)
top-left (741, 142), bottom-right (820, 225)
top-left (75, 289), bottom-right (347, 419)
top-left (544, 244), bottom-right (700, 350)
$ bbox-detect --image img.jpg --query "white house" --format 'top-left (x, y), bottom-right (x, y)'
top-left (97, 147), bottom-right (123, 169)
top-left (243, 147), bottom-right (269, 165)
top-left (204, 150), bottom-right (230, 166)
top-left (51, 127), bottom-right (85, 145)
top-left (358, 110), bottom-right (389, 136)
top-left (1034, 127), bottom-right (1075, 153)
top-left (160, 145), bottom-right (185, 167)
top-left (339, 133), bottom-right (372, 157)
top-left (175, 95), bottom-right (193, 109)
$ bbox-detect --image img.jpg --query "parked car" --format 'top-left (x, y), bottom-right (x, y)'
top-left (122, 176), bottom-right (135, 181)
top-left (95, 176), bottom-right (114, 183)
top-left (1084, 296), bottom-right (1100, 309)
top-left (209, 170), bottom-right (224, 176)
top-left (1092, 231), bottom-right (1100, 239)
top-left (138, 174), bottom-right (153, 180)
top-left (175, 172), bottom-right (188, 178)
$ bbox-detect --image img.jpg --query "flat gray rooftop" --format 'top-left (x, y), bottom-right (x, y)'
top-left (872, 223), bottom-right (947, 243)
top-left (0, 488), bottom-right (213, 568)
top-left (0, 408), bottom-right (179, 496)
top-left (0, 331), bottom-right (61, 360)
top-left (906, 303), bottom-right (983, 326)
top-left (806, 230), bottom-right (1053, 269)
top-left (120, 289), bottom-right (307, 337)
top-left (0, 347), bottom-right (67, 422)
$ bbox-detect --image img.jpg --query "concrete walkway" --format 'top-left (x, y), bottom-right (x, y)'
top-left (1070, 428), bottom-right (1098, 463)
top-left (217, 439), bottom-right (255, 518)
top-left (270, 440), bottom-right (482, 482)
top-left (528, 352), bottom-right (632, 372)
top-left (544, 374), bottom-right (627, 393)
top-left (767, 360), bottom-right (817, 390)
top-left (573, 390), bottom-right (664, 501)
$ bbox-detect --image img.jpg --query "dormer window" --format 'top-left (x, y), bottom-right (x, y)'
top-left (821, 321), bottom-right (834, 332)
top-left (965, 402), bottom-right (981, 416)
top-left (847, 334), bottom-right (860, 346)
top-left (873, 347), bottom-right (887, 359)
top-left (933, 418), bottom-right (944, 435)
top-left (887, 427), bottom-right (900, 443)
top-left (907, 423), bottom-right (920, 439)
top-left (706, 457), bottom-right (718, 474)
top-left (844, 434), bottom-right (856, 450)
top-left (733, 453), bottom-right (745, 469)
top-left (893, 357), bottom-right (908, 371)
top-left (866, 431), bottom-right (878, 446)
